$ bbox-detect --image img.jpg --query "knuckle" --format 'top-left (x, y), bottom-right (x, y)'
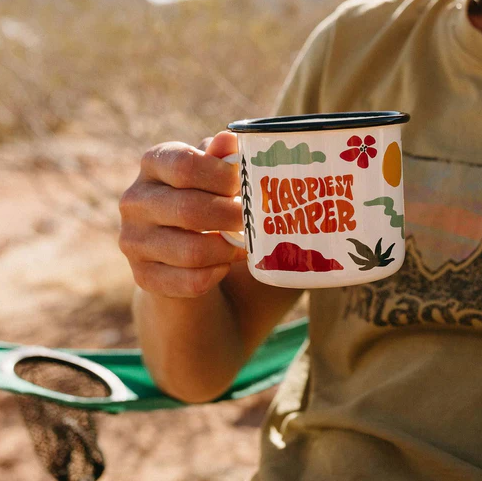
top-left (140, 143), bottom-right (171, 165)
top-left (187, 270), bottom-right (213, 297)
top-left (170, 148), bottom-right (196, 188)
top-left (132, 264), bottom-right (156, 292)
top-left (118, 231), bottom-right (132, 257)
top-left (175, 194), bottom-right (197, 227)
top-left (119, 184), bottom-right (140, 218)
top-left (140, 150), bottom-right (152, 167)
top-left (141, 142), bottom-right (194, 186)
top-left (140, 147), bottom-right (160, 170)
top-left (181, 237), bottom-right (205, 267)
top-left (118, 230), bottom-right (141, 260)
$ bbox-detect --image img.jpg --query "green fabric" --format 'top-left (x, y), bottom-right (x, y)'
top-left (0, 318), bottom-right (308, 414)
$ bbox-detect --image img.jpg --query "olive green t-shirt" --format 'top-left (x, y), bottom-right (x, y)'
top-left (252, 0), bottom-right (482, 479)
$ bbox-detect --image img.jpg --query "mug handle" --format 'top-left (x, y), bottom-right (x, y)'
top-left (219, 153), bottom-right (245, 249)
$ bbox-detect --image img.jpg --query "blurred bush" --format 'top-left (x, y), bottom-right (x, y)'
top-left (0, 0), bottom-right (339, 152)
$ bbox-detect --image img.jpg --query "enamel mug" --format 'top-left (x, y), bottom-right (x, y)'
top-left (222, 111), bottom-right (410, 288)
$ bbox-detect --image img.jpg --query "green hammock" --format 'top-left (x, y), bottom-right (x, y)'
top-left (0, 317), bottom-right (308, 413)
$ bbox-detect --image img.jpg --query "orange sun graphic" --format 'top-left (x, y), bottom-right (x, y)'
top-left (383, 142), bottom-right (402, 187)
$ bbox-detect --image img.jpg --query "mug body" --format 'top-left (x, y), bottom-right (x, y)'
top-left (228, 112), bottom-right (409, 288)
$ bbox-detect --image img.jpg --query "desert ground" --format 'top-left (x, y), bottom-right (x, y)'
top-left (0, 1), bottom-right (340, 479)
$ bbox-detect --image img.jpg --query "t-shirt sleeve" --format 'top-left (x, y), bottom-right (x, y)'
top-left (273, 0), bottom-right (408, 118)
top-left (273, 12), bottom-right (338, 117)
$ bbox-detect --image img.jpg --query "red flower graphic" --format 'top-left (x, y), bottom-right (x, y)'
top-left (340, 135), bottom-right (377, 169)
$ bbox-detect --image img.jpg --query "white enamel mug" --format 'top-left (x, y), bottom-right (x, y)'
top-left (222, 111), bottom-right (410, 289)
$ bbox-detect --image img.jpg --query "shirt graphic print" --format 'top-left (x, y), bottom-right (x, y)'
top-left (344, 153), bottom-right (482, 330)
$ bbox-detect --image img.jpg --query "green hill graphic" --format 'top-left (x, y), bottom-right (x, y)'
top-left (251, 140), bottom-right (326, 167)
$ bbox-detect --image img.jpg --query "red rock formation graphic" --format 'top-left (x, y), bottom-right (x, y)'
top-left (255, 242), bottom-right (344, 272)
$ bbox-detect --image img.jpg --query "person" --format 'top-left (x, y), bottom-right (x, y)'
top-left (119, 0), bottom-right (482, 478)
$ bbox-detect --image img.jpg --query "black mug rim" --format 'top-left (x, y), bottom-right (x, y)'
top-left (227, 111), bottom-right (410, 133)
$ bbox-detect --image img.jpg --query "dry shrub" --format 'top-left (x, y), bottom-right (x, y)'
top-left (0, 0), bottom-right (341, 151)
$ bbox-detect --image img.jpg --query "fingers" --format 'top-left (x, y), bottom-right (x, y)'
top-left (204, 131), bottom-right (238, 158)
top-left (120, 226), bottom-right (246, 268)
top-left (140, 140), bottom-right (239, 197)
top-left (119, 131), bottom-right (244, 299)
top-left (128, 261), bottom-right (232, 298)
top-left (197, 137), bottom-right (214, 151)
top-left (120, 182), bottom-right (244, 232)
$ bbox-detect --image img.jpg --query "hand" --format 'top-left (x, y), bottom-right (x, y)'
top-left (119, 131), bottom-right (246, 298)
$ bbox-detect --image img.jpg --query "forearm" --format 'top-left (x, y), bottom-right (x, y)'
top-left (121, 132), bottom-right (303, 403)
top-left (134, 283), bottom-right (245, 404)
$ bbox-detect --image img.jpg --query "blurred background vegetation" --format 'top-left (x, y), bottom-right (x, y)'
top-left (0, 1), bottom-right (342, 480)
top-left (0, 0), bottom-right (339, 150)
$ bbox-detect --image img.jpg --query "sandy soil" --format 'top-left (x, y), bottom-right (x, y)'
top-left (0, 136), bottom-right (307, 481)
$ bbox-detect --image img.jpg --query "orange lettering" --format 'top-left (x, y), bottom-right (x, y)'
top-left (284, 209), bottom-right (309, 234)
top-left (325, 176), bottom-right (335, 196)
top-left (279, 179), bottom-right (298, 211)
top-left (264, 216), bottom-right (275, 234)
top-left (305, 202), bottom-right (323, 234)
top-left (335, 176), bottom-right (344, 196)
top-left (336, 199), bottom-right (356, 232)
top-left (260, 176), bottom-right (281, 214)
top-left (305, 177), bottom-right (318, 202)
top-left (342, 175), bottom-right (354, 201)
top-left (291, 178), bottom-right (307, 206)
top-left (317, 177), bottom-right (326, 197)
top-left (320, 199), bottom-right (337, 233)
top-left (274, 215), bottom-right (288, 235)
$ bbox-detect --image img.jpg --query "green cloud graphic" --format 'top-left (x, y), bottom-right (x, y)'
top-left (251, 140), bottom-right (326, 167)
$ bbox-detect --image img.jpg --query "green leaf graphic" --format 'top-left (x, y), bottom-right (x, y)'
top-left (381, 242), bottom-right (395, 260)
top-left (375, 238), bottom-right (382, 257)
top-left (347, 238), bottom-right (374, 259)
top-left (347, 238), bottom-right (397, 271)
top-left (348, 253), bottom-right (370, 266)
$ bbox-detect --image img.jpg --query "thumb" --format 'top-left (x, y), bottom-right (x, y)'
top-left (204, 131), bottom-right (238, 159)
